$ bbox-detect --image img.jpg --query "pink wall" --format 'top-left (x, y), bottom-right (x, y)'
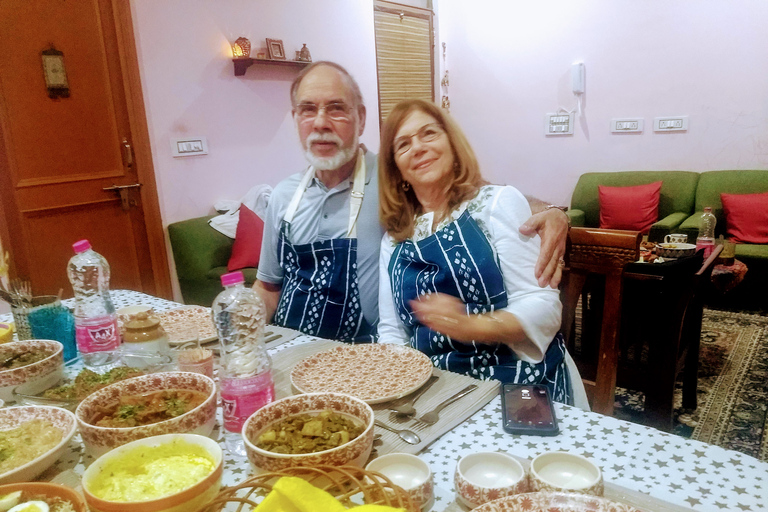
top-left (437, 0), bottom-right (768, 205)
top-left (129, 0), bottom-right (380, 226)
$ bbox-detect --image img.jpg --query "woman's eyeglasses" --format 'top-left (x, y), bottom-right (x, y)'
top-left (393, 124), bottom-right (444, 157)
top-left (295, 102), bottom-right (353, 121)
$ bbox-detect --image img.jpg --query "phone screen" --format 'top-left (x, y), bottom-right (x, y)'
top-left (502, 384), bottom-right (558, 434)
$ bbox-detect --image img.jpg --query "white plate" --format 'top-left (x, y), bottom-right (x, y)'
top-left (290, 344), bottom-right (434, 404)
top-left (156, 306), bottom-right (218, 346)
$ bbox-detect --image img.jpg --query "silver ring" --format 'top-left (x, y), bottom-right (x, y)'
top-left (557, 258), bottom-right (566, 267)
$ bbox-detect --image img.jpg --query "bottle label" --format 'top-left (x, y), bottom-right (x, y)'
top-left (76, 318), bottom-right (119, 353)
top-left (221, 372), bottom-right (275, 433)
top-left (696, 238), bottom-right (715, 258)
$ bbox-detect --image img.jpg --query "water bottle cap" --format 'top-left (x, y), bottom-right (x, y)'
top-left (221, 271), bottom-right (245, 286)
top-left (72, 239), bottom-right (92, 253)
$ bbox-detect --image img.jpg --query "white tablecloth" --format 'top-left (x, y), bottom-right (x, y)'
top-left (3, 290), bottom-right (767, 511)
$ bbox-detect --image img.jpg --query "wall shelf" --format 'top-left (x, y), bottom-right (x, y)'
top-left (232, 58), bottom-right (310, 76)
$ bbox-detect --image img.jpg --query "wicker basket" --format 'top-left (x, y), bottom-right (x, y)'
top-left (201, 465), bottom-right (416, 511)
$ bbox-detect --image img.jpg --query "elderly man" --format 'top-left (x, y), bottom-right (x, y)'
top-left (255, 61), bottom-right (568, 342)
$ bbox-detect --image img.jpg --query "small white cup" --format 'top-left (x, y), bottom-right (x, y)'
top-left (529, 451), bottom-right (604, 496)
top-left (454, 452), bottom-right (528, 509)
top-left (664, 233), bottom-right (688, 244)
top-left (366, 453), bottom-right (434, 510)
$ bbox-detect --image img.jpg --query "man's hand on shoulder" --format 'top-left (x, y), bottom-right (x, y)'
top-left (520, 198), bottom-right (569, 289)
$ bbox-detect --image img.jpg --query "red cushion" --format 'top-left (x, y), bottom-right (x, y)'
top-left (598, 181), bottom-right (662, 233)
top-left (720, 191), bottom-right (768, 244)
top-left (227, 205), bottom-right (264, 271)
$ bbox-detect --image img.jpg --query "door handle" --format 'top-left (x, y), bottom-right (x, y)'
top-left (103, 183), bottom-right (142, 211)
top-left (121, 138), bottom-right (133, 168)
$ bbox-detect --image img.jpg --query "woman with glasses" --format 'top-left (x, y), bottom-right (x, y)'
top-left (377, 99), bottom-right (585, 406)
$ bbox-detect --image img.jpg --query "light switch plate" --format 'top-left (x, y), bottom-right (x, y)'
top-left (654, 116), bottom-right (688, 132)
top-left (611, 118), bottom-right (644, 133)
top-left (545, 113), bottom-right (574, 136)
top-left (171, 137), bottom-right (208, 157)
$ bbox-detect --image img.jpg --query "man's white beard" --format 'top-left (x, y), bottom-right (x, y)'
top-left (304, 132), bottom-right (359, 171)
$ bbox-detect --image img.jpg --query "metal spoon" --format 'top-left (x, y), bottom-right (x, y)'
top-left (374, 420), bottom-right (421, 444)
top-left (388, 374), bottom-right (439, 417)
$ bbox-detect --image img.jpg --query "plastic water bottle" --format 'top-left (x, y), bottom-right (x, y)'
top-left (212, 271), bottom-right (273, 436)
top-left (67, 240), bottom-right (120, 367)
top-left (696, 207), bottom-right (717, 258)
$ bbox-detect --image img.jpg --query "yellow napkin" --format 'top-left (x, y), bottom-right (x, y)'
top-left (0, 323), bottom-right (12, 344)
top-left (254, 476), bottom-right (405, 512)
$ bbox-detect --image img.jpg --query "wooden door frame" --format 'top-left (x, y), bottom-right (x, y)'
top-left (0, 0), bottom-right (172, 299)
top-left (113, 0), bottom-right (171, 299)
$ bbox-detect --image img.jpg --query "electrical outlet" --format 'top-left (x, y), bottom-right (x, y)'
top-left (654, 116), bottom-right (688, 132)
top-left (171, 137), bottom-right (209, 157)
top-left (611, 118), bottom-right (643, 133)
top-left (545, 113), bottom-right (574, 136)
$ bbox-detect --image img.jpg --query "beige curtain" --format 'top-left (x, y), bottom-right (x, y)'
top-left (374, 2), bottom-right (434, 124)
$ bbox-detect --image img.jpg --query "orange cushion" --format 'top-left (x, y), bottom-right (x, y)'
top-left (598, 181), bottom-right (662, 233)
top-left (720, 191), bottom-right (768, 244)
top-left (227, 205), bottom-right (264, 271)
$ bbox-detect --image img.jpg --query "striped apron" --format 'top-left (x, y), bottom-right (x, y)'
top-left (273, 151), bottom-right (374, 342)
top-left (387, 208), bottom-right (571, 403)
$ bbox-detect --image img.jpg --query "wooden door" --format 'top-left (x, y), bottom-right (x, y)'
top-left (0, 0), bottom-right (171, 299)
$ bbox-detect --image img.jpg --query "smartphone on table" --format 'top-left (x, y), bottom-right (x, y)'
top-left (500, 383), bottom-right (559, 436)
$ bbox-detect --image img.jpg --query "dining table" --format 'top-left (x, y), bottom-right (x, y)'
top-left (2, 289), bottom-right (767, 512)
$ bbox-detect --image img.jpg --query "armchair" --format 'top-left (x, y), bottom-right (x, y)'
top-left (167, 215), bottom-right (258, 306)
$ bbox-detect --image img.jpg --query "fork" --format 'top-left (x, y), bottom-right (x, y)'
top-left (388, 374), bottom-right (439, 417)
top-left (413, 384), bottom-right (478, 427)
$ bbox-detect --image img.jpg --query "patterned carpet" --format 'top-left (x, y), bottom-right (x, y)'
top-left (613, 308), bottom-right (768, 461)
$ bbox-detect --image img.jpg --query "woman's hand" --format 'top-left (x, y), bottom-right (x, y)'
top-left (410, 293), bottom-right (474, 342)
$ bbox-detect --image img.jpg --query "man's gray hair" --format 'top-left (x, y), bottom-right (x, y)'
top-left (290, 61), bottom-right (364, 109)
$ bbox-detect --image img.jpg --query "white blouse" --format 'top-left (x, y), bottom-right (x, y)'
top-left (377, 185), bottom-right (562, 364)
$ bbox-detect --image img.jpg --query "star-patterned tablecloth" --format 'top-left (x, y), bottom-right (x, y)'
top-left (4, 290), bottom-right (768, 511)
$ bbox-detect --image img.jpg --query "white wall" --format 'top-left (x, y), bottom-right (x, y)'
top-left (437, 0), bottom-right (768, 205)
top-left (130, 0), bottom-right (380, 226)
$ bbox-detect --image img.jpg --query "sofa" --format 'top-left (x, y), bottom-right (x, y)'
top-left (567, 169), bottom-right (768, 309)
top-left (678, 170), bottom-right (768, 307)
top-left (567, 171), bottom-right (700, 242)
top-left (167, 215), bottom-right (258, 306)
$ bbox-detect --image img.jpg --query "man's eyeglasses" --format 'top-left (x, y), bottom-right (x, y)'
top-left (393, 124), bottom-right (445, 157)
top-left (295, 102), bottom-right (353, 121)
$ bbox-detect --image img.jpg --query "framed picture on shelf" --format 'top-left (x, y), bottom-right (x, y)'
top-left (266, 38), bottom-right (286, 60)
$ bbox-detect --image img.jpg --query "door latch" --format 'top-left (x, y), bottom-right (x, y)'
top-left (103, 183), bottom-right (142, 211)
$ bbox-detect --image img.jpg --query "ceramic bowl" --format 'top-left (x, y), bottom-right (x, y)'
top-left (0, 481), bottom-right (88, 511)
top-left (242, 392), bottom-right (374, 473)
top-left (0, 339), bottom-right (64, 403)
top-left (76, 371), bottom-right (216, 457)
top-left (0, 406), bottom-right (77, 484)
top-left (82, 433), bottom-right (222, 512)
top-left (12, 353), bottom-right (155, 412)
top-left (656, 242), bottom-right (696, 259)
top-left (454, 452), bottom-right (528, 509)
top-left (366, 453), bottom-right (434, 510)
top-left (529, 451), bottom-right (604, 496)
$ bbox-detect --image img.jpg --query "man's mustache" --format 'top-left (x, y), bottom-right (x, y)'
top-left (307, 133), bottom-right (342, 146)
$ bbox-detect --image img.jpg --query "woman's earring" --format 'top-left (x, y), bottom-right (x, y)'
top-left (401, 181), bottom-right (411, 191)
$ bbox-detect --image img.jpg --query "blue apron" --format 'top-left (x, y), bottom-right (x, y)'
top-left (388, 207), bottom-right (572, 403)
top-left (273, 152), bottom-right (374, 343)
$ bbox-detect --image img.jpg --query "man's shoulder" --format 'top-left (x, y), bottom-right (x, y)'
top-left (270, 171), bottom-right (306, 205)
